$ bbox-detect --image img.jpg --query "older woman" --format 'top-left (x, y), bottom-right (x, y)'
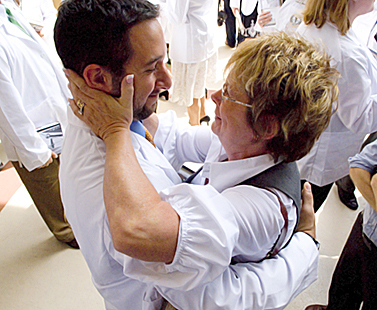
top-left (67, 32), bottom-right (338, 292)
top-left (297, 0), bottom-right (377, 211)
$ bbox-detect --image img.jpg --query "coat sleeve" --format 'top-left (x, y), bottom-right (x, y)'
top-left (107, 183), bottom-right (239, 291)
top-left (335, 47), bottom-right (377, 134)
top-left (0, 46), bottom-right (51, 171)
top-left (158, 232), bottom-right (318, 310)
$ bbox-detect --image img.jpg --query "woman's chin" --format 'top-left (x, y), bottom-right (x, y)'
top-left (211, 118), bottom-right (221, 135)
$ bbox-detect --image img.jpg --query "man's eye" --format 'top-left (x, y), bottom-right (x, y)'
top-left (146, 65), bottom-right (158, 73)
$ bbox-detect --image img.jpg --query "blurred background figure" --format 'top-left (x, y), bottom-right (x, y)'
top-left (297, 0), bottom-right (377, 212)
top-left (15, 0), bottom-right (59, 57)
top-left (163, 0), bottom-right (218, 126)
top-left (223, 0), bottom-right (238, 47)
top-left (334, 2), bottom-right (377, 212)
top-left (230, 0), bottom-right (259, 44)
top-left (256, 0), bottom-right (306, 34)
top-left (0, 0), bottom-right (77, 248)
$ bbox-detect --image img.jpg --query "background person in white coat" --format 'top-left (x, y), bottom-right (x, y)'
top-left (296, 0), bottom-right (377, 212)
top-left (18, 0), bottom-right (60, 56)
top-left (333, 2), bottom-right (377, 211)
top-left (0, 0), bottom-right (77, 248)
top-left (256, 0), bottom-right (306, 34)
top-left (162, 0), bottom-right (218, 126)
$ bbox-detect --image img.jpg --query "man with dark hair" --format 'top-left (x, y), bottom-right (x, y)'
top-left (56, 0), bottom-right (319, 309)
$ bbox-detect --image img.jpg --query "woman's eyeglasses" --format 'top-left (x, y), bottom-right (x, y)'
top-left (221, 89), bottom-right (252, 108)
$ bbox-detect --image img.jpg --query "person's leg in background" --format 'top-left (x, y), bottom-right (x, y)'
top-left (360, 230), bottom-right (377, 310)
top-left (305, 213), bottom-right (366, 310)
top-left (326, 213), bottom-right (364, 310)
top-left (187, 98), bottom-right (201, 126)
top-left (190, 54), bottom-right (214, 126)
top-left (199, 96), bottom-right (210, 125)
top-left (224, 0), bottom-right (237, 47)
top-left (12, 157), bottom-right (77, 247)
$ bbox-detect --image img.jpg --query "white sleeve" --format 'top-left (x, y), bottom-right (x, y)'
top-left (0, 47), bottom-right (51, 170)
top-left (110, 184), bottom-right (239, 290)
top-left (110, 182), bottom-right (294, 292)
top-left (154, 111), bottom-right (212, 170)
top-left (158, 232), bottom-right (319, 310)
top-left (335, 50), bottom-right (377, 133)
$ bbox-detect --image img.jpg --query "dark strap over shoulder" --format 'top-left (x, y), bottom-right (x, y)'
top-left (186, 161), bottom-right (301, 212)
top-left (238, 161), bottom-right (301, 260)
top-left (239, 161), bottom-right (301, 217)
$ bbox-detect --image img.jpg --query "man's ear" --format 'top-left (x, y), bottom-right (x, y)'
top-left (82, 64), bottom-right (113, 92)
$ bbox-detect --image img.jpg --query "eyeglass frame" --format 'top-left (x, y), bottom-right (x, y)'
top-left (221, 89), bottom-right (253, 108)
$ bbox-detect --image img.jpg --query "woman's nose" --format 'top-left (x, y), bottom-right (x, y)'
top-left (211, 89), bottom-right (222, 106)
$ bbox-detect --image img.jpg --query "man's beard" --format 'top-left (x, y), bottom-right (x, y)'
top-left (133, 101), bottom-right (156, 121)
top-left (111, 75), bottom-right (156, 121)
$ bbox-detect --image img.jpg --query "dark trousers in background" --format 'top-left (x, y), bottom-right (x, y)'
top-left (224, 0), bottom-right (258, 47)
top-left (327, 212), bottom-right (377, 310)
top-left (12, 157), bottom-right (74, 243)
top-left (224, 0), bottom-right (236, 47)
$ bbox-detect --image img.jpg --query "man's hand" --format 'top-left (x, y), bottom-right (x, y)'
top-left (37, 151), bottom-right (58, 169)
top-left (296, 182), bottom-right (316, 239)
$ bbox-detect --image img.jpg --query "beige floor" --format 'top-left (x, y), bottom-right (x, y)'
top-left (0, 25), bottom-right (366, 310)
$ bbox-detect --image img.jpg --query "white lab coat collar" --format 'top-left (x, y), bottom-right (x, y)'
top-left (0, 0), bottom-right (69, 97)
top-left (0, 1), bottom-right (33, 39)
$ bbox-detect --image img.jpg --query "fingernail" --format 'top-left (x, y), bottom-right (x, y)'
top-left (304, 182), bottom-right (312, 192)
top-left (126, 74), bottom-right (134, 84)
top-left (63, 68), bottom-right (69, 77)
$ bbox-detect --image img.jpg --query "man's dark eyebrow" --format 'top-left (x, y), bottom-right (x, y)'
top-left (145, 55), bottom-right (163, 66)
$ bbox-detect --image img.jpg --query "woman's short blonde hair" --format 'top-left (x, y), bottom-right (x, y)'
top-left (225, 32), bottom-right (339, 162)
top-left (303, 0), bottom-right (350, 35)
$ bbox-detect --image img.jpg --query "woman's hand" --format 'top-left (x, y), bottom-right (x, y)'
top-left (297, 182), bottom-right (316, 239)
top-left (257, 11), bottom-right (272, 27)
top-left (65, 69), bottom-right (134, 141)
